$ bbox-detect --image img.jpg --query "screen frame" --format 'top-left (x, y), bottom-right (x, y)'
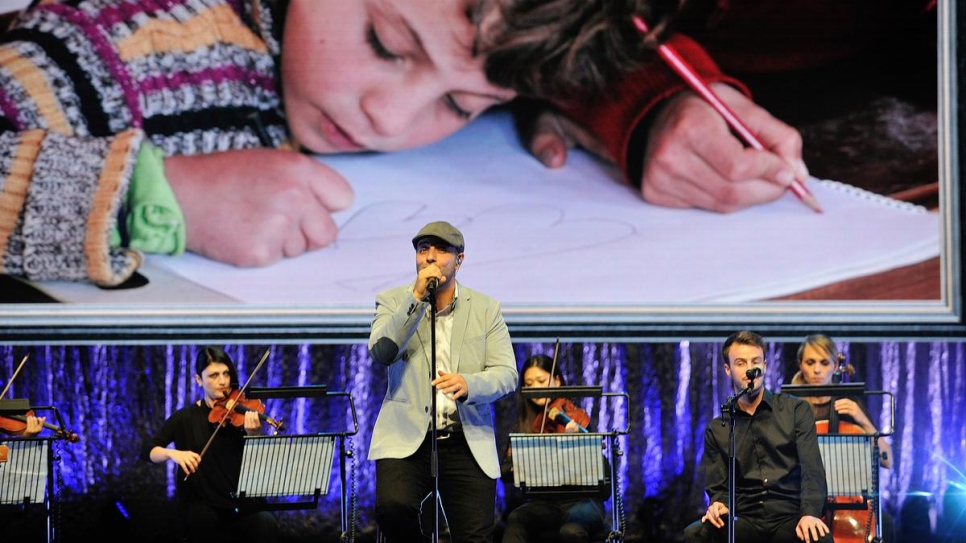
top-left (0, 1), bottom-right (960, 344)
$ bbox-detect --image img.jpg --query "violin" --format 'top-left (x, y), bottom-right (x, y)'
top-left (0, 410), bottom-right (80, 443)
top-left (208, 389), bottom-right (284, 434)
top-left (533, 398), bottom-right (590, 434)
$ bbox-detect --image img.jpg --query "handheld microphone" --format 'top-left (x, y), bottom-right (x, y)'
top-left (426, 277), bottom-right (439, 294)
top-left (548, 407), bottom-right (589, 433)
top-left (745, 367), bottom-right (762, 380)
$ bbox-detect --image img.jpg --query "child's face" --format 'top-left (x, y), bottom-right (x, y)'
top-left (281, 0), bottom-right (515, 154)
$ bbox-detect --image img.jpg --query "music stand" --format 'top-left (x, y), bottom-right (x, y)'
top-left (0, 438), bottom-right (48, 506)
top-left (234, 387), bottom-right (359, 539)
top-left (511, 386), bottom-right (629, 541)
top-left (782, 383), bottom-right (895, 543)
top-left (0, 401), bottom-right (73, 543)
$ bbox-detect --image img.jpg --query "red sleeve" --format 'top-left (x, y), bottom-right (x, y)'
top-left (558, 34), bottom-right (749, 186)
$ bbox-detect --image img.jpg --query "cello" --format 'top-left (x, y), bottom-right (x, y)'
top-left (814, 356), bottom-right (879, 543)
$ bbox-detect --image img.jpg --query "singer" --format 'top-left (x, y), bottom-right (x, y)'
top-left (683, 331), bottom-right (831, 543)
top-left (368, 220), bottom-right (517, 543)
top-left (139, 347), bottom-right (279, 543)
top-left (498, 354), bottom-right (607, 543)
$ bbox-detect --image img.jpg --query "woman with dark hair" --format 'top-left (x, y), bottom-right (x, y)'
top-left (500, 354), bottom-right (606, 543)
top-left (139, 346), bottom-right (279, 542)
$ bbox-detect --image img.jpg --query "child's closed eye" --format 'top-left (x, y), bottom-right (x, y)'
top-left (445, 94), bottom-right (472, 120)
top-left (367, 24), bottom-right (400, 61)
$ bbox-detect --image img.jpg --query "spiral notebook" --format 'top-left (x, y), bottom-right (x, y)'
top-left (34, 108), bottom-right (940, 306)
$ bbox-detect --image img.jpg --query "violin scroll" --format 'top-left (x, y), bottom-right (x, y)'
top-left (832, 353), bottom-right (855, 384)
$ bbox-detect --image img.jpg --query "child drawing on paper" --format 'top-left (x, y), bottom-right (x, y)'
top-left (0, 0), bottom-right (654, 287)
top-left (527, 0), bottom-right (937, 213)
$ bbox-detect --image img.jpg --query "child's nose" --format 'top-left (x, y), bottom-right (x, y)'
top-left (363, 84), bottom-right (433, 138)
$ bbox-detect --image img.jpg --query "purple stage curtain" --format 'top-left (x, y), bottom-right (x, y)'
top-left (1, 340), bottom-right (964, 542)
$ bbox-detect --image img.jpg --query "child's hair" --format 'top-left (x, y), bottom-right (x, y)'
top-left (480, 0), bottom-right (681, 99)
top-left (269, 0), bottom-right (677, 101)
top-left (194, 346), bottom-right (239, 389)
top-left (515, 353), bottom-right (567, 432)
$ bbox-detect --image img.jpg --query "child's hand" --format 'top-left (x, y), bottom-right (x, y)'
top-left (523, 108), bottom-right (614, 168)
top-left (165, 148), bottom-right (353, 266)
top-left (639, 83), bottom-right (807, 213)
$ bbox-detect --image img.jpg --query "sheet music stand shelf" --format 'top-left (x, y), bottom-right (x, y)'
top-left (0, 402), bottom-right (74, 543)
top-left (509, 388), bottom-right (630, 542)
top-left (231, 387), bottom-right (359, 540)
top-left (235, 433), bottom-right (337, 510)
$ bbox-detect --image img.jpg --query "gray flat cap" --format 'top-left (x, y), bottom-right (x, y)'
top-left (412, 221), bottom-right (464, 251)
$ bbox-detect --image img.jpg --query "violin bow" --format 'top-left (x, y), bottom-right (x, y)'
top-left (188, 348), bottom-right (271, 480)
top-left (538, 338), bottom-right (561, 434)
top-left (0, 354), bottom-right (29, 400)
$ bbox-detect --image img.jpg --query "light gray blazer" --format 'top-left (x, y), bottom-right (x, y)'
top-left (367, 282), bottom-right (517, 478)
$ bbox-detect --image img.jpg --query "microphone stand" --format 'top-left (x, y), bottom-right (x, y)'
top-left (425, 283), bottom-right (441, 543)
top-left (720, 380), bottom-right (756, 543)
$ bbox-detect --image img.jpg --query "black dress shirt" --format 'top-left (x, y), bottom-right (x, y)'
top-left (701, 388), bottom-right (828, 519)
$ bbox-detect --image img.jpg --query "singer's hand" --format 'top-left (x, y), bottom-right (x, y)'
top-left (414, 265), bottom-right (444, 300)
top-left (433, 370), bottom-right (467, 401)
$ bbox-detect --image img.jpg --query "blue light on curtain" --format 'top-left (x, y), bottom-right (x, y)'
top-left (1, 340), bottom-right (964, 541)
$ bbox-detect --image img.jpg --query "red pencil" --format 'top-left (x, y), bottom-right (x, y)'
top-left (631, 16), bottom-right (822, 213)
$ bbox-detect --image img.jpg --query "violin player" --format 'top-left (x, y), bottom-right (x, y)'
top-left (0, 355), bottom-right (45, 439)
top-left (139, 346), bottom-right (279, 543)
top-left (0, 412), bottom-right (43, 438)
top-left (499, 353), bottom-right (607, 543)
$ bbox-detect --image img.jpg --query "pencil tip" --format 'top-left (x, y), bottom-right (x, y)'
top-left (805, 195), bottom-right (823, 213)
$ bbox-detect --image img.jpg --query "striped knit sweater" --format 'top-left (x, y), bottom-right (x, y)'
top-left (0, 0), bottom-right (288, 286)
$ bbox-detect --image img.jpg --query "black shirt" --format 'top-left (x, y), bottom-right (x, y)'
top-left (140, 402), bottom-right (247, 509)
top-left (702, 389), bottom-right (828, 519)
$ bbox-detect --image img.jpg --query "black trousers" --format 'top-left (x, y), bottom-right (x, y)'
top-left (180, 502), bottom-right (279, 543)
top-left (684, 513), bottom-right (834, 543)
top-left (375, 431), bottom-right (496, 543)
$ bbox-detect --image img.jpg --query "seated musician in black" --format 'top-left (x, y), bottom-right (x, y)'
top-left (684, 331), bottom-right (832, 543)
top-left (500, 354), bottom-right (607, 543)
top-left (794, 333), bottom-right (895, 541)
top-left (793, 333), bottom-right (894, 467)
top-left (139, 346), bottom-right (279, 543)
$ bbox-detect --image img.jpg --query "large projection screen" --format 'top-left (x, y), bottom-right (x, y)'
top-left (0, 1), bottom-right (959, 342)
